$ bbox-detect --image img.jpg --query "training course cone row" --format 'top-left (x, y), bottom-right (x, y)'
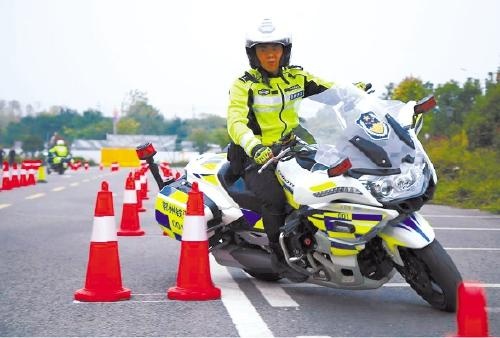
top-left (452, 281), bottom-right (490, 337)
top-left (117, 172), bottom-right (145, 236)
top-left (167, 181), bottom-right (221, 301)
top-left (74, 181), bottom-right (131, 302)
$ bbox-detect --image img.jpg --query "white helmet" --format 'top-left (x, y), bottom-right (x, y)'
top-left (56, 139), bottom-right (65, 146)
top-left (245, 18), bottom-right (292, 69)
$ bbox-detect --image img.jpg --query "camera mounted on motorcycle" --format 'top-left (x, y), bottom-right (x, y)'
top-left (136, 142), bottom-right (157, 161)
top-left (327, 158), bottom-right (352, 177)
top-left (414, 95), bottom-right (436, 114)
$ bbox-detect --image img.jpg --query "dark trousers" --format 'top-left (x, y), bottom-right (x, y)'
top-left (244, 165), bottom-right (286, 243)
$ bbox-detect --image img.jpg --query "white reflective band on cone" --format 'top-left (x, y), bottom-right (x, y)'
top-left (91, 216), bottom-right (118, 242)
top-left (135, 180), bottom-right (141, 190)
top-left (140, 175), bottom-right (146, 184)
top-left (182, 216), bottom-right (208, 241)
top-left (123, 189), bottom-right (137, 204)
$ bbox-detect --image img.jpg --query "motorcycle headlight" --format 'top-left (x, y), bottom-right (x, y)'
top-left (361, 161), bottom-right (430, 202)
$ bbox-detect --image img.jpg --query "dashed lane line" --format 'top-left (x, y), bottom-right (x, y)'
top-left (423, 214), bottom-right (500, 219)
top-left (210, 256), bottom-right (274, 338)
top-left (435, 227), bottom-right (500, 231)
top-left (0, 203), bottom-right (11, 210)
top-left (282, 283), bottom-right (500, 288)
top-left (69, 182), bottom-right (79, 187)
top-left (25, 193), bottom-right (45, 200)
top-left (445, 247), bottom-right (500, 251)
top-left (52, 186), bottom-right (65, 192)
top-left (251, 279), bottom-right (299, 307)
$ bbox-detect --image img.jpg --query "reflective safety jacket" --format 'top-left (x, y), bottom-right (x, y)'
top-left (227, 67), bottom-right (333, 156)
top-left (49, 145), bottom-right (69, 157)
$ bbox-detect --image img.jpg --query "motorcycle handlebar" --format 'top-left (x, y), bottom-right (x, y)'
top-left (257, 147), bottom-right (292, 174)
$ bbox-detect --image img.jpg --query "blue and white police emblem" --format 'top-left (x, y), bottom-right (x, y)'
top-left (356, 111), bottom-right (390, 140)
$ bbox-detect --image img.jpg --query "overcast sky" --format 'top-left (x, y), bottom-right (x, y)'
top-left (1, 0), bottom-right (499, 119)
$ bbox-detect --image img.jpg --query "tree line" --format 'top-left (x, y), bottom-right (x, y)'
top-left (0, 70), bottom-right (498, 211)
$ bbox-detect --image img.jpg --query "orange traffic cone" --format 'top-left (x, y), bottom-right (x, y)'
top-left (117, 172), bottom-right (145, 236)
top-left (134, 170), bottom-right (145, 212)
top-left (454, 281), bottom-right (489, 337)
top-left (20, 163), bottom-right (28, 187)
top-left (27, 161), bottom-right (36, 186)
top-left (10, 162), bottom-right (20, 188)
top-left (1, 161), bottom-right (11, 191)
top-left (140, 168), bottom-right (149, 200)
top-left (167, 182), bottom-right (221, 301)
top-left (74, 181), bottom-right (131, 302)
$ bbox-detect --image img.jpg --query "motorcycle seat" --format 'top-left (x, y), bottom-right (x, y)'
top-left (217, 162), bottom-right (261, 213)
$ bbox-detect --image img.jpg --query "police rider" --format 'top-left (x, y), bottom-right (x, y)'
top-left (48, 139), bottom-right (69, 164)
top-left (226, 18), bottom-right (338, 279)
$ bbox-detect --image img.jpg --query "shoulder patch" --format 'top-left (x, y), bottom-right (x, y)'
top-left (239, 71), bottom-right (258, 83)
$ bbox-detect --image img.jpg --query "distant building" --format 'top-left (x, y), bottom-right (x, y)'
top-left (71, 134), bottom-right (200, 164)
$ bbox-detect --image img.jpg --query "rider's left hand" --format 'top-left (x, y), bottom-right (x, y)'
top-left (354, 82), bottom-right (375, 94)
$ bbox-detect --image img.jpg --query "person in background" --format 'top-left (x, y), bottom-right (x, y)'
top-left (0, 147), bottom-right (5, 165)
top-left (8, 149), bottom-right (16, 166)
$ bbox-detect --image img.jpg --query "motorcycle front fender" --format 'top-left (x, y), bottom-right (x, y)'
top-left (378, 212), bottom-right (435, 261)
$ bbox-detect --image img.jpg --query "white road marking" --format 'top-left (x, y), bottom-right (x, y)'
top-left (210, 255), bottom-right (274, 338)
top-left (82, 179), bottom-right (90, 182)
top-left (435, 227), bottom-right (500, 231)
top-left (445, 247), bottom-right (500, 251)
top-left (282, 282), bottom-right (500, 288)
top-left (25, 193), bottom-right (45, 200)
top-left (423, 214), bottom-right (500, 219)
top-left (251, 279), bottom-right (299, 307)
top-left (0, 203), bottom-right (11, 209)
top-left (70, 182), bottom-right (79, 187)
top-left (52, 186), bottom-right (65, 192)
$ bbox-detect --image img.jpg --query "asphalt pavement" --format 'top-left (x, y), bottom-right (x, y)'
top-left (0, 167), bottom-right (498, 337)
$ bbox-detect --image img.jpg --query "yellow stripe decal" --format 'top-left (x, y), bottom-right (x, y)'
top-left (309, 181), bottom-right (336, 192)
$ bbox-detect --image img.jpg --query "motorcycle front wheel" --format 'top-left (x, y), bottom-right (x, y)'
top-left (395, 239), bottom-right (462, 312)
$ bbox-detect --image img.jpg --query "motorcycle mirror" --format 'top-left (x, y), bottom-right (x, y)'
top-left (414, 95), bottom-right (436, 114)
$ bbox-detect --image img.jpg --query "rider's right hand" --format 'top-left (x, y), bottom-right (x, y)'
top-left (251, 144), bottom-right (273, 165)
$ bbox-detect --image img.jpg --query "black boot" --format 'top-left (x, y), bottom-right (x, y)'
top-left (269, 242), bottom-right (308, 283)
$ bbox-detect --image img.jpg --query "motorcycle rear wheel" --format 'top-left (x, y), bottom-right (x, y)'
top-left (244, 269), bottom-right (282, 282)
top-left (395, 239), bottom-right (462, 312)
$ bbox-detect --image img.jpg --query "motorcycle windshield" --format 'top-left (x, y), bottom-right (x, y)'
top-left (299, 83), bottom-right (424, 175)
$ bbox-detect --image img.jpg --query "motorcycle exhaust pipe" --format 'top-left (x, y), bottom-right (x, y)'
top-left (136, 142), bottom-right (170, 190)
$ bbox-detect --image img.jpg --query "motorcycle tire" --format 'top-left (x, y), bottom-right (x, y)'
top-left (244, 269), bottom-right (282, 282)
top-left (395, 239), bottom-right (462, 312)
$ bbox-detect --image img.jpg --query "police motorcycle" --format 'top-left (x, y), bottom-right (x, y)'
top-left (47, 152), bottom-right (72, 175)
top-left (137, 83), bottom-right (462, 312)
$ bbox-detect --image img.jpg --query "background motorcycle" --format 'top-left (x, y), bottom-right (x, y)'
top-left (138, 83), bottom-right (462, 312)
top-left (47, 154), bottom-right (72, 175)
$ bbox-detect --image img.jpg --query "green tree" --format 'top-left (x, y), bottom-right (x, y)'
top-left (189, 128), bottom-right (210, 153)
top-left (392, 76), bottom-right (430, 102)
top-left (465, 82), bottom-right (500, 149)
top-left (117, 117), bottom-right (140, 134)
top-left (209, 127), bottom-right (230, 149)
top-left (126, 101), bottom-right (166, 134)
top-left (22, 134), bottom-right (44, 154)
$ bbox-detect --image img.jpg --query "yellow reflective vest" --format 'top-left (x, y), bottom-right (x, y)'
top-left (49, 145), bottom-right (69, 157)
top-left (227, 67), bottom-right (333, 156)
